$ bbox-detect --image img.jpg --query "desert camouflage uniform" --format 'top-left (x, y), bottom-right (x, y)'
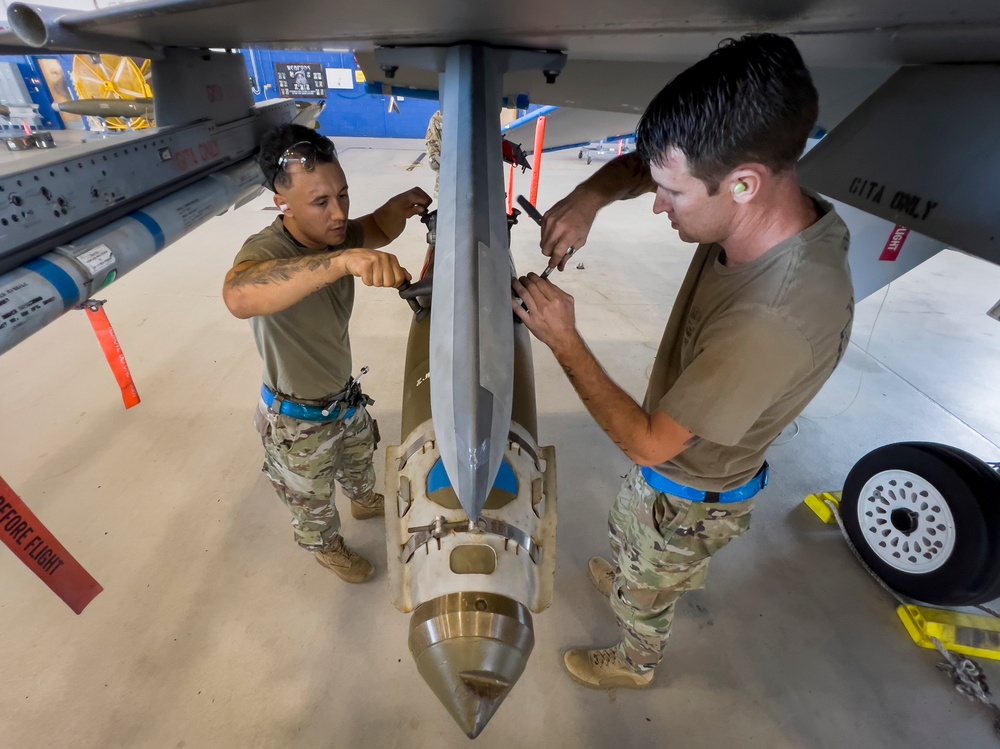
top-left (425, 110), bottom-right (442, 198)
top-left (608, 465), bottom-right (754, 673)
top-left (254, 400), bottom-right (377, 551)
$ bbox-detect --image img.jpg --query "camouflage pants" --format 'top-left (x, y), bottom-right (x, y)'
top-left (254, 401), bottom-right (376, 552)
top-left (608, 465), bottom-right (754, 673)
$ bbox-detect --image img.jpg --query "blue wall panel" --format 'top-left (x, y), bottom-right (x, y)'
top-left (240, 48), bottom-right (439, 139)
top-left (2, 51), bottom-right (439, 138)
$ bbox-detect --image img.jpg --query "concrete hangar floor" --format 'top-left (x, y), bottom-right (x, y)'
top-left (2, 137), bottom-right (999, 748)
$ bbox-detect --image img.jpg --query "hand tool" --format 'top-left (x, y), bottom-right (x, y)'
top-left (516, 195), bottom-right (577, 278)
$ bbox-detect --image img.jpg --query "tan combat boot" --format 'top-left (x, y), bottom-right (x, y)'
top-left (314, 536), bottom-right (374, 583)
top-left (563, 647), bottom-right (654, 690)
top-left (350, 492), bottom-right (385, 520)
top-left (588, 556), bottom-right (616, 598)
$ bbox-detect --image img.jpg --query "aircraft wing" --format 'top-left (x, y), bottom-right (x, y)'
top-left (7, 0), bottom-right (1000, 64)
top-left (799, 64), bottom-right (1000, 266)
top-left (500, 107), bottom-right (638, 155)
top-left (3, 0), bottom-right (991, 139)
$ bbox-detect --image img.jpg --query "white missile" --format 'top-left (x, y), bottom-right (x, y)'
top-left (0, 158), bottom-right (264, 356)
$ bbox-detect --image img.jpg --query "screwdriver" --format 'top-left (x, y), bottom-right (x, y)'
top-left (516, 195), bottom-right (577, 278)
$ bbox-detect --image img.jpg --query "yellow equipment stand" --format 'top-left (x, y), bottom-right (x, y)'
top-left (804, 491), bottom-right (1000, 662)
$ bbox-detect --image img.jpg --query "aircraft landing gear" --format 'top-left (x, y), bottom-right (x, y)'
top-left (840, 442), bottom-right (1000, 606)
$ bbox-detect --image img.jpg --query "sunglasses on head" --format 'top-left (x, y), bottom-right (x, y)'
top-left (268, 139), bottom-right (337, 191)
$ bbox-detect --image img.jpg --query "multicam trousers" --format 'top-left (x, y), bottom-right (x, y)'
top-left (425, 109), bottom-right (442, 198)
top-left (608, 465), bottom-right (755, 673)
top-left (254, 401), bottom-right (377, 552)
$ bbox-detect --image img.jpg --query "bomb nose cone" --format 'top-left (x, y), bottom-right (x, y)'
top-left (454, 669), bottom-right (511, 738)
top-left (408, 592), bottom-right (534, 739)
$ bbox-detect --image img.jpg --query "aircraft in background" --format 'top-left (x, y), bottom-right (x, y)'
top-left (2, 0), bottom-right (1000, 737)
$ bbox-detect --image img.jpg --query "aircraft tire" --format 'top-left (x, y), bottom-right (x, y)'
top-left (841, 442), bottom-right (1000, 606)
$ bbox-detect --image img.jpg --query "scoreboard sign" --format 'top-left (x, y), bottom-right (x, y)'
top-left (275, 63), bottom-right (327, 99)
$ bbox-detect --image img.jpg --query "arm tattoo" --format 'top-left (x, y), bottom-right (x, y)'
top-left (560, 363), bottom-right (589, 401)
top-left (562, 361), bottom-right (624, 446)
top-left (230, 254), bottom-right (333, 288)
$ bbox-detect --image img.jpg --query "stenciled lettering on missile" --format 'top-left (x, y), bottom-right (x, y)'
top-left (174, 147), bottom-right (199, 172)
top-left (848, 177), bottom-right (939, 222)
top-left (198, 140), bottom-right (220, 162)
top-left (0, 282), bottom-right (29, 297)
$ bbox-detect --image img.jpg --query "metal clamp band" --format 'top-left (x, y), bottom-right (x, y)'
top-left (397, 433), bottom-right (432, 471)
top-left (507, 430), bottom-right (540, 471)
top-left (400, 515), bottom-right (542, 565)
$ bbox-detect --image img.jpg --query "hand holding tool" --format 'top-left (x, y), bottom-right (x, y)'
top-left (516, 195), bottom-right (577, 278)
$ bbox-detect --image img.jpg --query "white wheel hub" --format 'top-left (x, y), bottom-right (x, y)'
top-left (856, 469), bottom-right (957, 573)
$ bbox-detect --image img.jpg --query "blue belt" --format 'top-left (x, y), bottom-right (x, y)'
top-left (261, 385), bottom-right (356, 423)
top-left (639, 463), bottom-right (769, 504)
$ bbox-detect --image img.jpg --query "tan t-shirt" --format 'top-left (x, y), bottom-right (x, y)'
top-left (233, 216), bottom-right (365, 401)
top-left (643, 194), bottom-right (854, 492)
